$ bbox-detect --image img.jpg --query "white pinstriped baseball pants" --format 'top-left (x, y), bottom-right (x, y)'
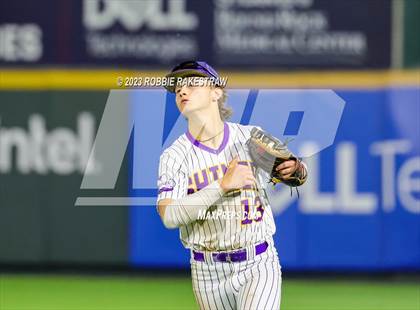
top-left (190, 241), bottom-right (282, 310)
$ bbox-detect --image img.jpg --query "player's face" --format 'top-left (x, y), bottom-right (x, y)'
top-left (174, 78), bottom-right (218, 117)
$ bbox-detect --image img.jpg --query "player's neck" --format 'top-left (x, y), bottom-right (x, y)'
top-left (188, 114), bottom-right (225, 148)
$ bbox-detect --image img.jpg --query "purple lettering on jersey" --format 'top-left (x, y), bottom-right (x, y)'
top-left (187, 177), bottom-right (196, 195)
top-left (209, 166), bottom-right (220, 180)
top-left (241, 199), bottom-right (252, 225)
top-left (254, 196), bottom-right (264, 222)
top-left (241, 196), bottom-right (264, 225)
top-left (221, 164), bottom-right (227, 175)
top-left (194, 169), bottom-right (209, 191)
top-left (187, 177), bottom-right (195, 195)
top-left (238, 161), bottom-right (248, 166)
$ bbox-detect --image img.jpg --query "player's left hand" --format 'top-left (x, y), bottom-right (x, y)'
top-left (275, 160), bottom-right (298, 180)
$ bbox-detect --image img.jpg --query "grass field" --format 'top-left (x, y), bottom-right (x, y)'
top-left (0, 274), bottom-right (419, 310)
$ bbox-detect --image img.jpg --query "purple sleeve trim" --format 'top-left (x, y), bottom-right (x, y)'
top-left (158, 187), bottom-right (174, 194)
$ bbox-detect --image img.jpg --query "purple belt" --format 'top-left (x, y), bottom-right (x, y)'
top-left (193, 241), bottom-right (269, 263)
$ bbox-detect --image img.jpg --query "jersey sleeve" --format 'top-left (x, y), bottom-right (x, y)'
top-left (156, 149), bottom-right (189, 202)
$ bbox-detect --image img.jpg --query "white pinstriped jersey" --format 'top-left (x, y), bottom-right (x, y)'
top-left (157, 122), bottom-right (276, 252)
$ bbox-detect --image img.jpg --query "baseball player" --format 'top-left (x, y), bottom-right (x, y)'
top-left (156, 61), bottom-right (307, 310)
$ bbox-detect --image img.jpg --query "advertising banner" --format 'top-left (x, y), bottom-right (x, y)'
top-left (0, 0), bottom-right (391, 68)
top-left (0, 91), bottom-right (129, 263)
top-left (213, 0), bottom-right (391, 68)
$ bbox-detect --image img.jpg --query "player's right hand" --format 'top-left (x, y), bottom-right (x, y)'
top-left (219, 156), bottom-right (256, 193)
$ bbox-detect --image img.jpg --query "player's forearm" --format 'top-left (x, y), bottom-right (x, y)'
top-left (161, 181), bottom-right (224, 229)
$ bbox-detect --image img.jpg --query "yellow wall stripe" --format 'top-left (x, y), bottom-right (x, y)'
top-left (0, 69), bottom-right (419, 90)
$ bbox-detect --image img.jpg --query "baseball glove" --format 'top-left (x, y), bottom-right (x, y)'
top-left (247, 127), bottom-right (307, 187)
